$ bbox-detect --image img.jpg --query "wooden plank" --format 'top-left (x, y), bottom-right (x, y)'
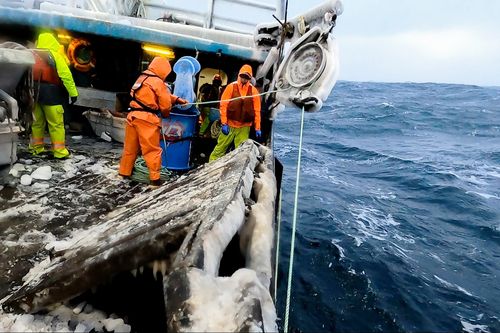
top-left (74, 87), bottom-right (116, 109)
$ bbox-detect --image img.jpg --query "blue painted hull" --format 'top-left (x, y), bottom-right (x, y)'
top-left (0, 6), bottom-right (267, 62)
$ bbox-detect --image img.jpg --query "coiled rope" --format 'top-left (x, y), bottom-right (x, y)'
top-left (130, 156), bottom-right (174, 184)
top-left (284, 106), bottom-right (305, 333)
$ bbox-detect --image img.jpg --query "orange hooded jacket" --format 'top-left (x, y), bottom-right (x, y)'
top-left (129, 57), bottom-right (179, 125)
top-left (219, 64), bottom-right (261, 130)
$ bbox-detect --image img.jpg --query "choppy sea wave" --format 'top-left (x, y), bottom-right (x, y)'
top-left (275, 81), bottom-right (500, 332)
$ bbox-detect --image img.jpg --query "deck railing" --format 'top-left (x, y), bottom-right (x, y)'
top-left (0, 0), bottom-right (285, 35)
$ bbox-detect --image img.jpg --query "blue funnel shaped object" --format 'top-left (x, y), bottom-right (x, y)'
top-left (180, 56), bottom-right (201, 74)
top-left (173, 56), bottom-right (200, 110)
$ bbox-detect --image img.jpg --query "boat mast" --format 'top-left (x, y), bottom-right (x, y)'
top-left (276, 0), bottom-right (286, 20)
top-left (205, 0), bottom-right (215, 28)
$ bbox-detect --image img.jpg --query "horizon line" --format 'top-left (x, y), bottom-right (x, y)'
top-left (337, 79), bottom-right (500, 89)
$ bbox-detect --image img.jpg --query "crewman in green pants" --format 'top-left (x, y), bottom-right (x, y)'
top-left (209, 64), bottom-right (261, 161)
top-left (30, 32), bottom-right (78, 159)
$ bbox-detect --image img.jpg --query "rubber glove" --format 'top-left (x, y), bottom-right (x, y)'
top-left (70, 96), bottom-right (77, 105)
top-left (255, 130), bottom-right (262, 138)
top-left (176, 97), bottom-right (189, 105)
top-left (221, 124), bottom-right (230, 135)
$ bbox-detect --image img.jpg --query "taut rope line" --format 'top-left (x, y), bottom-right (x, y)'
top-left (182, 87), bottom-right (291, 107)
top-left (283, 105), bottom-right (305, 332)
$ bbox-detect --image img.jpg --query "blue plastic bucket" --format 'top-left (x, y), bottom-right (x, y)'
top-left (160, 106), bottom-right (199, 170)
top-left (208, 108), bottom-right (220, 122)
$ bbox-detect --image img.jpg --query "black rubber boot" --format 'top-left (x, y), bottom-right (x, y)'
top-left (149, 179), bottom-right (162, 188)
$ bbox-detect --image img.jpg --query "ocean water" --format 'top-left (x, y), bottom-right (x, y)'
top-left (274, 81), bottom-right (500, 332)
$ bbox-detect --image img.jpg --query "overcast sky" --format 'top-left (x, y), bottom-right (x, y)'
top-left (288, 0), bottom-right (500, 86)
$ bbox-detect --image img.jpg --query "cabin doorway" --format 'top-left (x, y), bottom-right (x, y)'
top-left (197, 68), bottom-right (227, 97)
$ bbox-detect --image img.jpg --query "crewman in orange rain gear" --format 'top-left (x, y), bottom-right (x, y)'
top-left (29, 32), bottom-right (79, 159)
top-left (209, 64), bottom-right (261, 162)
top-left (118, 56), bottom-right (187, 186)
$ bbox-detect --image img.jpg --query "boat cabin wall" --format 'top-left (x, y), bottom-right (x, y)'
top-left (0, 25), bottom-right (273, 145)
top-left (1, 23), bottom-right (261, 99)
top-left (0, 24), bottom-right (142, 92)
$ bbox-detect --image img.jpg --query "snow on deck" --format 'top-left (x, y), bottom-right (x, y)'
top-left (0, 137), bottom-right (277, 332)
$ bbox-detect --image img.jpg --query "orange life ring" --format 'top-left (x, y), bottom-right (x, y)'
top-left (67, 38), bottom-right (96, 72)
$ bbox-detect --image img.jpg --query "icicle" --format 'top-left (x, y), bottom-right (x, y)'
top-left (153, 260), bottom-right (159, 280)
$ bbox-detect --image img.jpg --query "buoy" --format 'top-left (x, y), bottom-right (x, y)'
top-left (67, 38), bottom-right (96, 72)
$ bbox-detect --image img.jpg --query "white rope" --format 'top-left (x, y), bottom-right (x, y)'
top-left (182, 87), bottom-right (291, 107)
top-left (274, 188), bottom-right (283, 301)
top-left (284, 105), bottom-right (305, 333)
top-left (161, 123), bottom-right (169, 165)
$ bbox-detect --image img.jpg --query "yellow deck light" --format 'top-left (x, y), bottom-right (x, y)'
top-left (142, 44), bottom-right (175, 59)
top-left (57, 33), bottom-right (72, 43)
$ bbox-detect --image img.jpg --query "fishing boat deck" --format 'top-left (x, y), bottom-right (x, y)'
top-left (0, 137), bottom-right (144, 301)
top-left (0, 136), bottom-right (277, 331)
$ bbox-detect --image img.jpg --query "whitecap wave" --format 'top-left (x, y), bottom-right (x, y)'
top-left (450, 164), bottom-right (500, 187)
top-left (275, 144), bottom-right (294, 158)
top-left (348, 205), bottom-right (400, 243)
top-left (460, 320), bottom-right (490, 333)
top-left (371, 188), bottom-right (397, 200)
top-left (389, 241), bottom-right (413, 261)
top-left (331, 238), bottom-right (346, 259)
top-left (392, 233), bottom-right (415, 244)
top-left (302, 165), bottom-right (350, 187)
top-left (434, 275), bottom-right (475, 297)
top-left (428, 253), bottom-right (445, 264)
top-left (466, 191), bottom-right (500, 200)
top-left (379, 102), bottom-right (395, 108)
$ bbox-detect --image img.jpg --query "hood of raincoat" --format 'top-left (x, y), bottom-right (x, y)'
top-left (36, 33), bottom-right (61, 53)
top-left (146, 56), bottom-right (172, 81)
top-left (238, 64), bottom-right (253, 79)
top-left (36, 32), bottom-right (70, 64)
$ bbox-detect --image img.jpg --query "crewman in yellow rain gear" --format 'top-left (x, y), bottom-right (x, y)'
top-left (30, 32), bottom-right (78, 159)
top-left (209, 64), bottom-right (261, 162)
